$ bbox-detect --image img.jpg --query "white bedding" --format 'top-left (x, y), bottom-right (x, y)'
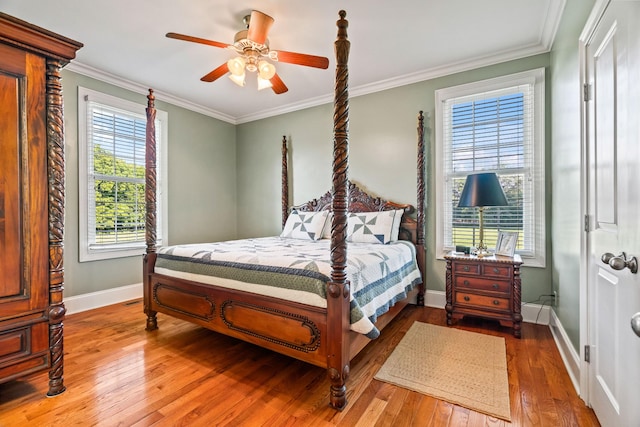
top-left (154, 237), bottom-right (422, 338)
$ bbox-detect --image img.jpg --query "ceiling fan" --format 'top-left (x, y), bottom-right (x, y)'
top-left (166, 10), bottom-right (329, 94)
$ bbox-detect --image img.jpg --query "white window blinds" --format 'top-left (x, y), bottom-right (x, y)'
top-left (86, 102), bottom-right (148, 247)
top-left (436, 69), bottom-right (545, 266)
top-left (78, 87), bottom-right (167, 262)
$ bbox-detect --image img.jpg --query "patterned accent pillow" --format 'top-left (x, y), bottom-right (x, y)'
top-left (346, 210), bottom-right (396, 244)
top-left (280, 210), bottom-right (329, 241)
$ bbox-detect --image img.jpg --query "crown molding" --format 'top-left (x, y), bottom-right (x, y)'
top-left (237, 43), bottom-right (553, 123)
top-left (235, 92), bottom-right (334, 123)
top-left (67, 21), bottom-right (560, 125)
top-left (65, 61), bottom-right (237, 124)
top-left (540, 0), bottom-right (567, 50)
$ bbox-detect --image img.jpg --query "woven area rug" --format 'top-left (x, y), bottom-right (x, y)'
top-left (374, 322), bottom-right (511, 421)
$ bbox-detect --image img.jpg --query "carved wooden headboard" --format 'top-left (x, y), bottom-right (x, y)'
top-left (291, 181), bottom-right (419, 245)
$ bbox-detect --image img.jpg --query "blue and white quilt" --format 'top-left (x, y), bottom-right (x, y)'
top-left (154, 237), bottom-right (422, 338)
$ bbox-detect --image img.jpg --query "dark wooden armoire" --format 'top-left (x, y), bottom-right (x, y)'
top-left (0, 13), bottom-right (82, 395)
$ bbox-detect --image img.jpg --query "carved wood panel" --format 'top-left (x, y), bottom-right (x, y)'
top-left (153, 282), bottom-right (216, 321)
top-left (221, 300), bottom-right (321, 352)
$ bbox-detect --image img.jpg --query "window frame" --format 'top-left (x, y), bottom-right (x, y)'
top-left (435, 68), bottom-right (546, 267)
top-left (78, 86), bottom-right (168, 262)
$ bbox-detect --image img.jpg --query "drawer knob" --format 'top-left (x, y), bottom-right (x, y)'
top-left (492, 283), bottom-right (499, 289)
top-left (493, 300), bottom-right (500, 305)
top-left (464, 280), bottom-right (470, 286)
top-left (463, 266), bottom-right (470, 272)
top-left (464, 296), bottom-right (470, 302)
top-left (493, 267), bottom-right (500, 274)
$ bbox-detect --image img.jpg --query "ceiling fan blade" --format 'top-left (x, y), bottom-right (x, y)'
top-left (201, 63), bottom-right (229, 82)
top-left (166, 32), bottom-right (229, 49)
top-left (270, 73), bottom-right (288, 94)
top-left (247, 10), bottom-right (274, 45)
top-left (274, 50), bottom-right (329, 69)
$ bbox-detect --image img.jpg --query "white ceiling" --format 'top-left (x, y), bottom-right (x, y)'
top-left (2, 1), bottom-right (565, 124)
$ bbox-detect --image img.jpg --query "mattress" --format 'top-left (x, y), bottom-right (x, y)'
top-left (154, 236), bottom-right (422, 338)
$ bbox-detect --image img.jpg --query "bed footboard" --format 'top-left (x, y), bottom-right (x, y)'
top-left (145, 272), bottom-right (329, 366)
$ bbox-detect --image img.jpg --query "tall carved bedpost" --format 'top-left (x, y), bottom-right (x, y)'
top-left (46, 59), bottom-right (67, 396)
top-left (327, 10), bottom-right (350, 411)
top-left (282, 135), bottom-right (289, 229)
top-left (416, 111), bottom-right (426, 306)
top-left (144, 89), bottom-right (158, 331)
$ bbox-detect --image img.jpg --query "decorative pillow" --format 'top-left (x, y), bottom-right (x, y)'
top-left (321, 212), bottom-right (333, 239)
top-left (390, 209), bottom-right (405, 242)
top-left (280, 210), bottom-right (329, 241)
top-left (346, 210), bottom-right (396, 244)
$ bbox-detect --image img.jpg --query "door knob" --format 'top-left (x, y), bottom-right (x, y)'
top-left (601, 252), bottom-right (615, 264)
top-left (601, 252), bottom-right (638, 274)
top-left (631, 312), bottom-right (640, 338)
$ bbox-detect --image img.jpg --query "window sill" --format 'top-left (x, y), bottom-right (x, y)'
top-left (79, 246), bottom-right (146, 262)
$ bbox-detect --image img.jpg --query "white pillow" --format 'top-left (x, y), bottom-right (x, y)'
top-left (390, 209), bottom-right (405, 242)
top-left (280, 210), bottom-right (329, 241)
top-left (346, 210), bottom-right (396, 244)
top-left (321, 212), bottom-right (333, 239)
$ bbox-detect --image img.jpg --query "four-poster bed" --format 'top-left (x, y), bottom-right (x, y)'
top-left (143, 10), bottom-right (427, 410)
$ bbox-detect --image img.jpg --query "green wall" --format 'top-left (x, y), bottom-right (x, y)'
top-left (61, 71), bottom-right (237, 297)
top-left (549, 0), bottom-right (596, 351)
top-left (236, 54), bottom-right (552, 303)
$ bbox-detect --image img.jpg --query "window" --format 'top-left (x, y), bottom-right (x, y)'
top-left (79, 87), bottom-right (168, 262)
top-left (435, 69), bottom-right (545, 267)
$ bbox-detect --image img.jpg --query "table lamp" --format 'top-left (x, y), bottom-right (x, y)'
top-left (457, 172), bottom-right (509, 257)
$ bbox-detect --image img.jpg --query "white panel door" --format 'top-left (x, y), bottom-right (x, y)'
top-left (586, 1), bottom-right (640, 426)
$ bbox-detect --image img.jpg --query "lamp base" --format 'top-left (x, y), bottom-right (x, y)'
top-left (472, 244), bottom-right (492, 258)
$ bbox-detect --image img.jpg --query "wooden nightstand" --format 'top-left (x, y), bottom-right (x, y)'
top-left (444, 252), bottom-right (523, 338)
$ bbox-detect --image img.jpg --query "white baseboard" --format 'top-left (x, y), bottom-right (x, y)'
top-left (424, 289), bottom-right (447, 309)
top-left (64, 283), bottom-right (142, 315)
top-left (549, 309), bottom-right (581, 394)
top-left (424, 290), bottom-right (552, 325)
top-left (521, 302), bottom-right (552, 325)
top-left (63, 285), bottom-right (553, 325)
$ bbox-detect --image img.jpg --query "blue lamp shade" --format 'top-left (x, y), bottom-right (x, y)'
top-left (458, 173), bottom-right (508, 208)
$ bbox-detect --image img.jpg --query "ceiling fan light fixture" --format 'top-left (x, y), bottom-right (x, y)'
top-left (227, 57), bottom-right (246, 76)
top-left (257, 60), bottom-right (276, 80)
top-left (257, 76), bottom-right (273, 91)
top-left (229, 73), bottom-right (246, 87)
top-left (166, 9), bottom-right (328, 95)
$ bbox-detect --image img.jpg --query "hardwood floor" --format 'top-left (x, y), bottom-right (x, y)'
top-left (0, 300), bottom-right (599, 426)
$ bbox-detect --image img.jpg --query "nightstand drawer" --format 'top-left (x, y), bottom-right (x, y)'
top-left (455, 292), bottom-right (511, 312)
top-left (453, 263), bottom-right (481, 275)
top-left (455, 276), bottom-right (511, 293)
top-left (481, 264), bottom-right (512, 278)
